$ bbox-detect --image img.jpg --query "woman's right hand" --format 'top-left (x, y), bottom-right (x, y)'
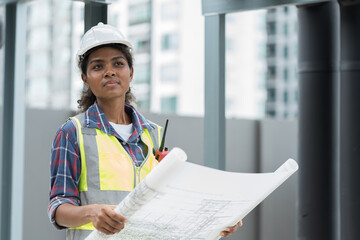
top-left (90, 204), bottom-right (128, 235)
top-left (55, 203), bottom-right (127, 235)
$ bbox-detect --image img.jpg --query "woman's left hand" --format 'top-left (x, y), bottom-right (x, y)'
top-left (220, 220), bottom-right (243, 238)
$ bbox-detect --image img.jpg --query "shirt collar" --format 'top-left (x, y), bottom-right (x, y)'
top-left (84, 101), bottom-right (154, 141)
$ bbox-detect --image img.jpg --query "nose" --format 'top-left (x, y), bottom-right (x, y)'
top-left (104, 65), bottom-right (116, 78)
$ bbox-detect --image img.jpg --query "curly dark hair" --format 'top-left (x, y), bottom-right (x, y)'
top-left (77, 43), bottom-right (136, 113)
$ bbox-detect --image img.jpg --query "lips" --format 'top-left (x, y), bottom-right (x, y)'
top-left (104, 80), bottom-right (119, 87)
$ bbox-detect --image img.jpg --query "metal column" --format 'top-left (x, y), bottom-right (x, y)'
top-left (0, 2), bottom-right (27, 240)
top-left (0, 4), bottom-right (16, 239)
top-left (339, 2), bottom-right (360, 239)
top-left (204, 14), bottom-right (226, 170)
top-left (84, 1), bottom-right (108, 32)
top-left (297, 2), bottom-right (340, 240)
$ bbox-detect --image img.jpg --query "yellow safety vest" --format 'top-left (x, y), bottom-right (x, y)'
top-left (66, 114), bottom-right (161, 240)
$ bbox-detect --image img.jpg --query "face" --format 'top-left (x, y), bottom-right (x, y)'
top-left (82, 46), bottom-right (133, 103)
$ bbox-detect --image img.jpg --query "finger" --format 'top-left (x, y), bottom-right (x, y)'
top-left (98, 225), bottom-right (115, 235)
top-left (95, 208), bottom-right (126, 233)
top-left (103, 208), bottom-right (127, 225)
top-left (238, 220), bottom-right (243, 227)
top-left (220, 224), bottom-right (239, 238)
top-left (220, 230), bottom-right (231, 238)
top-left (107, 209), bottom-right (128, 224)
top-left (94, 219), bottom-right (118, 235)
top-left (225, 224), bottom-right (239, 233)
top-left (101, 215), bottom-right (126, 232)
top-left (102, 220), bottom-right (125, 234)
top-left (104, 206), bottom-right (127, 223)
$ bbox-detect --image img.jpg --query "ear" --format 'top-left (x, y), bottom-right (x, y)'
top-left (81, 73), bottom-right (90, 88)
top-left (129, 67), bottom-right (134, 82)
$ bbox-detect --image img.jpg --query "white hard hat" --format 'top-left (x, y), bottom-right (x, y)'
top-left (76, 22), bottom-right (132, 68)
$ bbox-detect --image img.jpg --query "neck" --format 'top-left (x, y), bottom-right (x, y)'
top-left (97, 98), bottom-right (131, 125)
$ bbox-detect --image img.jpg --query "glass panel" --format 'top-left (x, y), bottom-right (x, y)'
top-left (136, 38), bottom-right (151, 53)
top-left (161, 96), bottom-right (177, 114)
top-left (134, 64), bottom-right (150, 84)
top-left (109, 1), bottom-right (152, 113)
top-left (265, 6), bottom-right (298, 119)
top-left (130, 35), bottom-right (151, 53)
top-left (132, 83), bottom-right (150, 112)
top-left (137, 98), bottom-right (150, 111)
top-left (161, 0), bottom-right (180, 21)
top-left (267, 88), bottom-right (276, 101)
top-left (109, 0), bottom-right (204, 117)
top-left (226, 6), bottom-right (298, 119)
top-left (226, 10), bottom-right (267, 119)
top-left (129, 2), bottom-right (151, 25)
top-left (161, 33), bottom-right (179, 51)
top-left (161, 64), bottom-right (179, 83)
top-left (25, 0), bottom-right (84, 110)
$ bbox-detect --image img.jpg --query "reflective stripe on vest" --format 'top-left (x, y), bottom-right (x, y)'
top-left (67, 113), bottom-right (161, 236)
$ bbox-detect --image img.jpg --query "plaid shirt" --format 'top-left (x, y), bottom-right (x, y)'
top-left (48, 102), bottom-right (156, 229)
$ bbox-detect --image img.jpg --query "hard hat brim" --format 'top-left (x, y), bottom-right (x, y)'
top-left (76, 40), bottom-right (133, 68)
top-left (77, 40), bottom-right (133, 57)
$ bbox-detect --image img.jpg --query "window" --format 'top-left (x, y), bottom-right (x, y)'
top-left (283, 69), bottom-right (289, 82)
top-left (137, 99), bottom-right (150, 111)
top-left (161, 0), bottom-right (180, 21)
top-left (161, 64), bottom-right (179, 83)
top-left (268, 9), bottom-right (276, 14)
top-left (284, 23), bottom-right (289, 36)
top-left (283, 91), bottom-right (288, 103)
top-left (267, 66), bottom-right (276, 79)
top-left (134, 64), bottom-right (150, 84)
top-left (267, 21), bottom-right (276, 35)
top-left (135, 38), bottom-right (150, 53)
top-left (266, 109), bottom-right (276, 117)
top-left (267, 44), bottom-right (276, 57)
top-left (161, 96), bottom-right (177, 114)
top-left (161, 33), bottom-right (179, 51)
top-left (25, 0), bottom-right (83, 110)
top-left (267, 88), bottom-right (276, 101)
top-left (129, 3), bottom-right (151, 25)
top-left (283, 46), bottom-right (288, 58)
top-left (129, 34), bottom-right (151, 54)
top-left (283, 6), bottom-right (289, 14)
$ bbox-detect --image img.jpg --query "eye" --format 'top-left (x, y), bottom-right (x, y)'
top-left (93, 64), bottom-right (102, 70)
top-left (115, 61), bottom-right (124, 66)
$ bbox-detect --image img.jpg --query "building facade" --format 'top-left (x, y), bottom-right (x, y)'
top-left (265, 7), bottom-right (298, 118)
top-left (23, 0), bottom-right (298, 119)
top-left (26, 0), bottom-right (82, 109)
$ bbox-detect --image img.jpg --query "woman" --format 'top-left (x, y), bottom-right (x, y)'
top-left (48, 23), bottom-right (241, 240)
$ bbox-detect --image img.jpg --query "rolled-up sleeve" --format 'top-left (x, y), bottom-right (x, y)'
top-left (48, 120), bottom-right (81, 229)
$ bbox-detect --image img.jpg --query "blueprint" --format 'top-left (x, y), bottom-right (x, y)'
top-left (86, 148), bottom-right (298, 240)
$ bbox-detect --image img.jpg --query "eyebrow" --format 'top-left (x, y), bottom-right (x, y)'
top-left (89, 56), bottom-right (126, 65)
